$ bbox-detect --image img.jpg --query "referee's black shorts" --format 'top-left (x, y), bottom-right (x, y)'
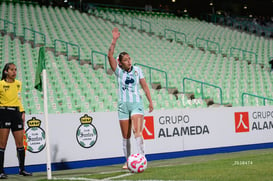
top-left (0, 107), bottom-right (24, 132)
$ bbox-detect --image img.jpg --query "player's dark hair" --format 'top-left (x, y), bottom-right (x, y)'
top-left (119, 52), bottom-right (129, 62)
top-left (1, 62), bottom-right (15, 80)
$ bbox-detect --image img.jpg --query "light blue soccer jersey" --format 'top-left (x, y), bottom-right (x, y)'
top-left (114, 65), bottom-right (144, 103)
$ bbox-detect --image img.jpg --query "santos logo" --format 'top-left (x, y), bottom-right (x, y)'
top-left (234, 112), bottom-right (249, 133)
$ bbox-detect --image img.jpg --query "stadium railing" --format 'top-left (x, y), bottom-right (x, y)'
top-left (0, 18), bottom-right (16, 36)
top-left (90, 50), bottom-right (108, 73)
top-left (130, 17), bottom-right (152, 33)
top-left (241, 93), bottom-right (273, 106)
top-left (134, 63), bottom-right (168, 90)
top-left (54, 39), bottom-right (80, 62)
top-left (164, 29), bottom-right (187, 44)
top-left (23, 27), bottom-right (46, 47)
top-left (230, 47), bottom-right (258, 65)
top-left (182, 77), bottom-right (223, 105)
top-left (195, 37), bottom-right (221, 54)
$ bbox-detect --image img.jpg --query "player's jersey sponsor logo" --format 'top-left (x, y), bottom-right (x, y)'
top-left (125, 77), bottom-right (135, 85)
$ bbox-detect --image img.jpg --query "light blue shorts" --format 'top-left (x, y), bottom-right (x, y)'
top-left (118, 101), bottom-right (144, 120)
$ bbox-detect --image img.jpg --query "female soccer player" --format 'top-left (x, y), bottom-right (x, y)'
top-left (0, 63), bottom-right (32, 178)
top-left (108, 27), bottom-right (153, 169)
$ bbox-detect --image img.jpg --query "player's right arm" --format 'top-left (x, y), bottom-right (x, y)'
top-left (108, 27), bottom-right (120, 72)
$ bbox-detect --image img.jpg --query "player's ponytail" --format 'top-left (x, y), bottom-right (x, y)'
top-left (1, 62), bottom-right (15, 80)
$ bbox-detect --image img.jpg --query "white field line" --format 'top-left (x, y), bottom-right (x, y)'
top-left (52, 177), bottom-right (98, 181)
top-left (52, 164), bottom-right (199, 181)
top-left (104, 172), bottom-right (132, 180)
top-left (52, 170), bottom-right (130, 181)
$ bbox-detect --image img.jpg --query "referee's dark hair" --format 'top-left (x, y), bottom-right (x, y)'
top-left (1, 62), bottom-right (15, 80)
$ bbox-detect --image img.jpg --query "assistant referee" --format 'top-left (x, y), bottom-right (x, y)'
top-left (0, 62), bottom-right (32, 179)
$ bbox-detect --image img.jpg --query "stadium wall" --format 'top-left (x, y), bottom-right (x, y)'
top-left (4, 106), bottom-right (273, 174)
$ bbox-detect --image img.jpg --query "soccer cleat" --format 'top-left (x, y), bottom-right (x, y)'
top-left (19, 170), bottom-right (32, 176)
top-left (0, 173), bottom-right (8, 179)
top-left (122, 162), bottom-right (128, 169)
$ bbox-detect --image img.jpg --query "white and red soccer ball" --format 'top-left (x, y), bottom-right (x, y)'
top-left (127, 153), bottom-right (147, 173)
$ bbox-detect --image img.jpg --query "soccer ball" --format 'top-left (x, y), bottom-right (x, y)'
top-left (127, 153), bottom-right (147, 173)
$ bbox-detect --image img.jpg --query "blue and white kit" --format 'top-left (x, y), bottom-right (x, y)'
top-left (114, 65), bottom-right (145, 120)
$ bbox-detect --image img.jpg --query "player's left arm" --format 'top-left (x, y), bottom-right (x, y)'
top-left (140, 78), bottom-right (153, 113)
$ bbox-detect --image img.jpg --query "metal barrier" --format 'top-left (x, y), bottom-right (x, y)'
top-left (230, 47), bottom-right (258, 64)
top-left (91, 50), bottom-right (108, 72)
top-left (195, 37), bottom-right (220, 53)
top-left (182, 77), bottom-right (223, 104)
top-left (23, 27), bottom-right (46, 47)
top-left (54, 39), bottom-right (80, 61)
top-left (134, 63), bottom-right (168, 90)
top-left (241, 93), bottom-right (273, 106)
top-left (0, 18), bottom-right (16, 36)
top-left (131, 17), bottom-right (151, 33)
top-left (164, 29), bottom-right (187, 44)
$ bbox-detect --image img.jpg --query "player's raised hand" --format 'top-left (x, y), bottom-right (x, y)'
top-left (108, 28), bottom-right (119, 71)
top-left (112, 27), bottom-right (120, 40)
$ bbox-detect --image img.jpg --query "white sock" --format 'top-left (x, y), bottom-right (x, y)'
top-left (135, 136), bottom-right (145, 156)
top-left (122, 138), bottom-right (131, 161)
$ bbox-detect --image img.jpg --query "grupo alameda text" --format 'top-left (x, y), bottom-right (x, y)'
top-left (157, 115), bottom-right (209, 138)
top-left (252, 111), bottom-right (273, 131)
